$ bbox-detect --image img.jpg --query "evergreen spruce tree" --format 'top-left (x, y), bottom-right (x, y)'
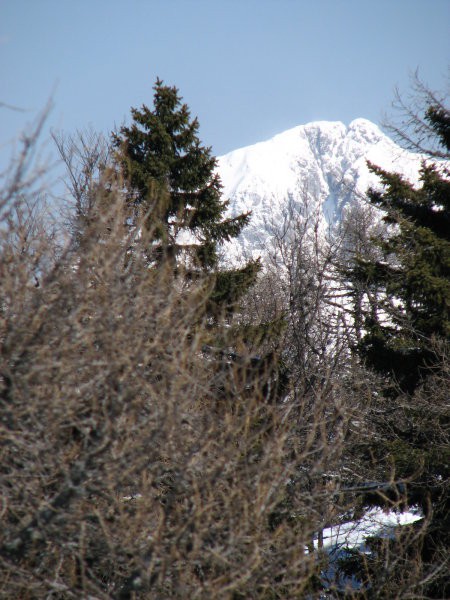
top-left (110, 80), bottom-right (287, 405)
top-left (344, 100), bottom-right (450, 597)
top-left (351, 105), bottom-right (450, 393)
top-left (112, 78), bottom-right (260, 316)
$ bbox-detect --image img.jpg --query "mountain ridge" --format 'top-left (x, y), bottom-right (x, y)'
top-left (217, 118), bottom-right (426, 261)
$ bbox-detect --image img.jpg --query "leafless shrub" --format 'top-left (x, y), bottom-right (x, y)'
top-left (0, 133), bottom-right (350, 599)
top-left (382, 71), bottom-right (450, 159)
top-left (332, 343), bottom-right (450, 599)
top-left (52, 128), bottom-right (111, 242)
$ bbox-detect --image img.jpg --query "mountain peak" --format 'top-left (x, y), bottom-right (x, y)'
top-left (347, 118), bottom-right (385, 144)
top-left (217, 118), bottom-right (424, 262)
top-left (271, 118), bottom-right (384, 142)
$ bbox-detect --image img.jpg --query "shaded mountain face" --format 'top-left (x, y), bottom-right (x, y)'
top-left (217, 119), bottom-right (424, 261)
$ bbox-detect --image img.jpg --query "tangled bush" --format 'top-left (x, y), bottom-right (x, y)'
top-left (0, 140), bottom-right (349, 598)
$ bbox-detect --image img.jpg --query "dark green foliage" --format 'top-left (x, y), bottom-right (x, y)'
top-left (111, 79), bottom-right (262, 320)
top-left (208, 259), bottom-right (262, 315)
top-left (112, 79), bottom-right (275, 407)
top-left (345, 101), bottom-right (450, 598)
top-left (427, 104), bottom-right (450, 150)
top-left (112, 78), bottom-right (251, 274)
top-left (352, 105), bottom-right (450, 393)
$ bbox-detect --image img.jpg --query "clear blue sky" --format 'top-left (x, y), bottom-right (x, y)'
top-left (1, 0), bottom-right (449, 177)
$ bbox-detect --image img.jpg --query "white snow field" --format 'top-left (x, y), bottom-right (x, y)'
top-left (217, 118), bottom-right (426, 262)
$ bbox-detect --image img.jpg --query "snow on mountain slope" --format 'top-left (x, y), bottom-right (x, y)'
top-left (217, 118), bottom-right (425, 261)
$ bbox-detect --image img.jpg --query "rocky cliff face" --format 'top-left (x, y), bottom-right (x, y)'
top-left (217, 119), bottom-right (424, 261)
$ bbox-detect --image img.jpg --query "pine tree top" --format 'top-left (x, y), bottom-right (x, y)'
top-left (111, 79), bottom-right (251, 273)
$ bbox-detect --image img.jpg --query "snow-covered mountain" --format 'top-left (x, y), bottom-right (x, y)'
top-left (217, 118), bottom-right (425, 261)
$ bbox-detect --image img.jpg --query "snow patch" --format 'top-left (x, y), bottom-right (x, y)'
top-left (315, 507), bottom-right (423, 552)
